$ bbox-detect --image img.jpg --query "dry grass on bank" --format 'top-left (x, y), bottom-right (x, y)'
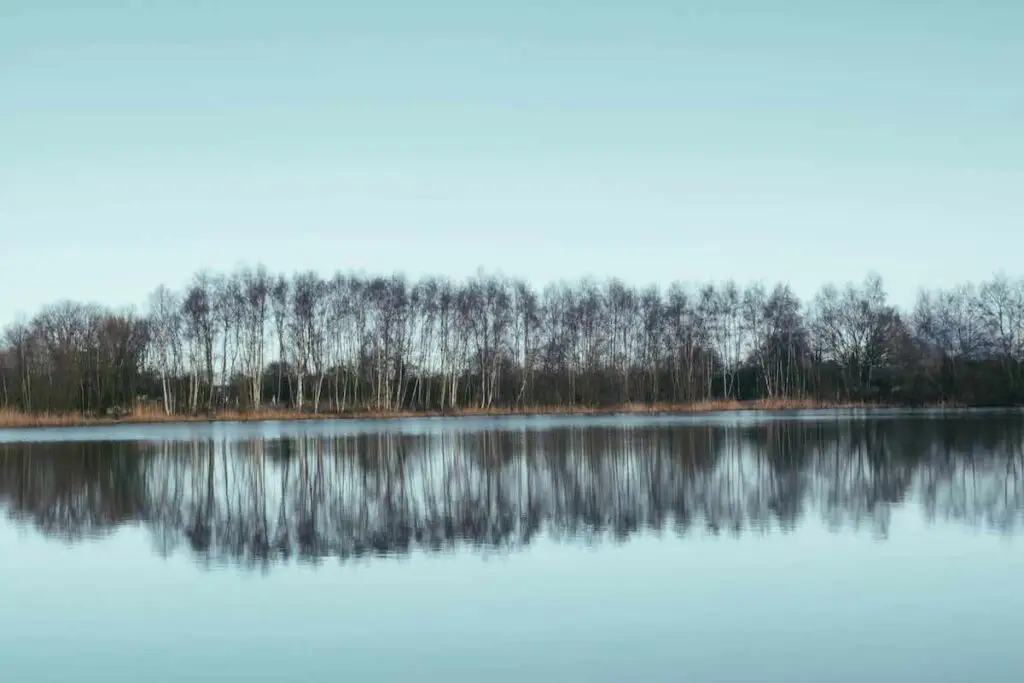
top-left (0, 398), bottom-right (903, 430)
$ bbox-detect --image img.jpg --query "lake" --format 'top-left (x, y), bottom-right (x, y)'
top-left (2, 410), bottom-right (1023, 682)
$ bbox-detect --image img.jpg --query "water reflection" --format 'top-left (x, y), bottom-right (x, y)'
top-left (2, 416), bottom-right (1022, 568)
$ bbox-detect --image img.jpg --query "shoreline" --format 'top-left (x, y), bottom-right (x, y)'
top-left (0, 399), bottom-right (978, 430)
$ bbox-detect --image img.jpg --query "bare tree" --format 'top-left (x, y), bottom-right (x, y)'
top-left (182, 274), bottom-right (215, 413)
top-left (240, 266), bottom-right (270, 409)
top-left (268, 275), bottom-right (289, 406)
top-left (148, 286), bottom-right (182, 415)
top-left (8, 266), bottom-right (1024, 418)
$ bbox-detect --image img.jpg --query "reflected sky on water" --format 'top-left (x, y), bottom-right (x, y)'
top-left (2, 412), bottom-right (1024, 682)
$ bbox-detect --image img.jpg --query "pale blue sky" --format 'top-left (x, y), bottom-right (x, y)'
top-left (2, 1), bottom-right (1022, 324)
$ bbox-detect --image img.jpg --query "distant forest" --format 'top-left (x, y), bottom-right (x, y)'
top-left (2, 267), bottom-right (1024, 416)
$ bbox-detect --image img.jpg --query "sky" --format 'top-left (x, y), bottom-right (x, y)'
top-left (2, 1), bottom-right (1022, 325)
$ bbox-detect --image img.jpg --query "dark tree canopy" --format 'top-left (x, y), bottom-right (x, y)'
top-left (3, 268), bottom-right (1024, 416)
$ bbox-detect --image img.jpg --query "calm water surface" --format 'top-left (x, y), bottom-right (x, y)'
top-left (2, 410), bottom-right (1023, 682)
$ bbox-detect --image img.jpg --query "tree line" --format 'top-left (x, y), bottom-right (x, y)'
top-left (2, 266), bottom-right (1024, 416)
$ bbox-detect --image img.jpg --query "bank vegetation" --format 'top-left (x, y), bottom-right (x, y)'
top-left (1, 267), bottom-right (1022, 425)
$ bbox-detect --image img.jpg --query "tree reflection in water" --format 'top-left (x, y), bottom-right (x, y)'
top-left (1, 416), bottom-right (1022, 569)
